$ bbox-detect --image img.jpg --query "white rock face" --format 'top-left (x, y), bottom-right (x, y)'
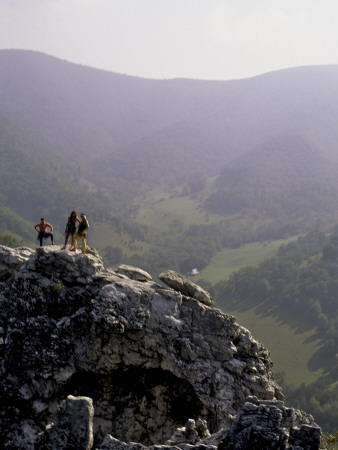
top-left (0, 244), bottom-right (34, 279)
top-left (0, 245), bottom-right (320, 450)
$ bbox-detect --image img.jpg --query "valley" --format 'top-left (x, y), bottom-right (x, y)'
top-left (0, 49), bottom-right (337, 433)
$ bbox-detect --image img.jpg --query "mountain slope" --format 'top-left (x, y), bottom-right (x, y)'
top-left (85, 65), bottom-right (338, 190)
top-left (0, 111), bottom-right (106, 232)
top-left (2, 50), bottom-right (338, 185)
top-left (2, 50), bottom-right (338, 246)
top-left (204, 133), bottom-right (338, 219)
top-left (0, 49), bottom-right (243, 162)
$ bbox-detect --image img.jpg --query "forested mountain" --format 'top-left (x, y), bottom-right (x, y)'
top-left (204, 133), bottom-right (338, 219)
top-left (0, 110), bottom-right (108, 235)
top-left (0, 49), bottom-right (244, 164)
top-left (1, 49), bottom-right (338, 254)
top-left (1, 49), bottom-right (338, 246)
top-left (2, 50), bottom-right (338, 189)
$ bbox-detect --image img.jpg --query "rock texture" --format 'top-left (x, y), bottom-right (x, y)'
top-left (37, 395), bottom-right (94, 449)
top-left (159, 269), bottom-right (213, 306)
top-left (0, 245), bottom-right (321, 449)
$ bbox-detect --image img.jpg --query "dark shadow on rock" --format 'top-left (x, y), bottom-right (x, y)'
top-left (58, 367), bottom-right (205, 447)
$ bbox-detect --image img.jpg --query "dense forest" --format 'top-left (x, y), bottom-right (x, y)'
top-left (204, 135), bottom-right (338, 220)
top-left (102, 217), bottom-right (307, 276)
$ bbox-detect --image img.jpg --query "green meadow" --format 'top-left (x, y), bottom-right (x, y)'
top-left (223, 307), bottom-right (323, 387)
top-left (192, 237), bottom-right (324, 389)
top-left (135, 192), bottom-right (214, 229)
top-left (90, 222), bottom-right (151, 257)
top-left (194, 238), bottom-right (299, 284)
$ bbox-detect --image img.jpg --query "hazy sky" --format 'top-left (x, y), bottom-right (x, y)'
top-left (1, 0), bottom-right (338, 80)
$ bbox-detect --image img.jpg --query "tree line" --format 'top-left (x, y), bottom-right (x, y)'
top-left (210, 228), bottom-right (337, 432)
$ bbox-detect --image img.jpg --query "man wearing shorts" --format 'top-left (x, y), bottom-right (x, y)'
top-left (35, 217), bottom-right (55, 247)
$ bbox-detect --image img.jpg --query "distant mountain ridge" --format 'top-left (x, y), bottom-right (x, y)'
top-left (2, 49), bottom-right (338, 235)
top-left (2, 50), bottom-right (338, 169)
top-left (0, 49), bottom-right (243, 161)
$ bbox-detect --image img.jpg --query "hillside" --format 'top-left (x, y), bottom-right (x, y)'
top-left (0, 111), bottom-right (110, 237)
top-left (2, 51), bottom-right (338, 250)
top-left (2, 50), bottom-right (338, 271)
top-left (204, 133), bottom-right (338, 219)
top-left (2, 50), bottom-right (338, 193)
top-left (210, 229), bottom-right (338, 432)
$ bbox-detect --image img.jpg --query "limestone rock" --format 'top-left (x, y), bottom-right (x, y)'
top-left (26, 245), bottom-right (104, 284)
top-left (97, 435), bottom-right (147, 450)
top-left (166, 418), bottom-right (211, 445)
top-left (0, 245), bottom-right (320, 449)
top-left (36, 395), bottom-right (94, 449)
top-left (116, 264), bottom-right (152, 281)
top-left (219, 396), bottom-right (322, 449)
top-left (0, 244), bottom-right (34, 280)
top-left (158, 269), bottom-right (213, 306)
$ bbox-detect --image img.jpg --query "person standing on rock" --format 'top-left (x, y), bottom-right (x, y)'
top-left (34, 217), bottom-right (55, 247)
top-left (62, 210), bottom-right (80, 250)
top-left (73, 213), bottom-right (90, 253)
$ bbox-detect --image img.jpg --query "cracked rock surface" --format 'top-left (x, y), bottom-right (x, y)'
top-left (0, 245), bottom-right (320, 449)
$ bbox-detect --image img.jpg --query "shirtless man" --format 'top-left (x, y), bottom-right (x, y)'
top-left (34, 217), bottom-right (54, 247)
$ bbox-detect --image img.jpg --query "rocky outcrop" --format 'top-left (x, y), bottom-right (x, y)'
top-left (0, 245), bottom-right (321, 449)
top-left (0, 245), bottom-right (34, 280)
top-left (218, 396), bottom-right (322, 449)
top-left (159, 269), bottom-right (213, 306)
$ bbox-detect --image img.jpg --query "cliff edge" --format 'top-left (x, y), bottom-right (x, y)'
top-left (0, 245), bottom-right (320, 449)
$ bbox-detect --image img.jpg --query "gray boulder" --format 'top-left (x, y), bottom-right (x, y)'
top-left (0, 245), bottom-right (34, 280)
top-left (36, 395), bottom-right (94, 449)
top-left (158, 269), bottom-right (213, 306)
top-left (219, 396), bottom-right (321, 449)
top-left (116, 264), bottom-right (152, 281)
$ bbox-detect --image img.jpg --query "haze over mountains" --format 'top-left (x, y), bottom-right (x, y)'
top-left (2, 49), bottom-right (338, 237)
top-left (1, 49), bottom-right (338, 435)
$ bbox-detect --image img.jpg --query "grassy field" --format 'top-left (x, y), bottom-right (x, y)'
top-left (133, 179), bottom-right (242, 230)
top-left (135, 192), bottom-right (213, 229)
top-left (192, 236), bottom-right (324, 389)
top-left (221, 306), bottom-right (323, 387)
top-left (89, 222), bottom-right (151, 257)
top-left (194, 238), bottom-right (299, 284)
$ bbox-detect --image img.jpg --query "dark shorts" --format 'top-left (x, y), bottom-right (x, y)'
top-left (66, 224), bottom-right (76, 234)
top-left (37, 231), bottom-right (53, 241)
